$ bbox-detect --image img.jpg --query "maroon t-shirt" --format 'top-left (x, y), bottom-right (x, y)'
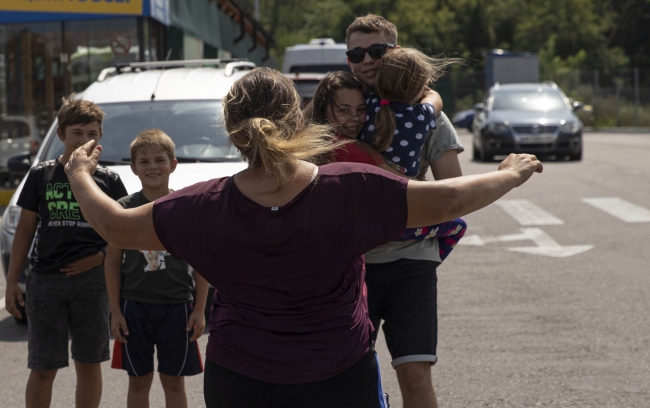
top-left (152, 162), bottom-right (408, 384)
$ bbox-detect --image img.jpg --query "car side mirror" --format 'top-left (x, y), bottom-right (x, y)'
top-left (572, 101), bottom-right (584, 111)
top-left (8, 152), bottom-right (32, 174)
top-left (473, 103), bottom-right (485, 112)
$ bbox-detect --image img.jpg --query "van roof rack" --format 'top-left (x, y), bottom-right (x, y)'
top-left (308, 38), bottom-right (336, 45)
top-left (97, 59), bottom-right (256, 81)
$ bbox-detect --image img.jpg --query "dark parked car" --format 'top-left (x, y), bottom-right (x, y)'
top-left (452, 109), bottom-right (475, 131)
top-left (472, 82), bottom-right (583, 162)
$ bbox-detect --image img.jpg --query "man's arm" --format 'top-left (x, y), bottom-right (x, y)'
top-left (421, 111), bottom-right (464, 181)
top-left (430, 149), bottom-right (462, 180)
top-left (421, 88), bottom-right (443, 117)
top-left (4, 209), bottom-right (38, 319)
top-left (105, 244), bottom-right (128, 343)
top-left (188, 270), bottom-right (210, 341)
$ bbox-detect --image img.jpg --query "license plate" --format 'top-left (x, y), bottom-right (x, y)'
top-left (520, 135), bottom-right (553, 144)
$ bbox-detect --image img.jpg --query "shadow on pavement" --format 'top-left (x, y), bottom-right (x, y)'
top-left (0, 315), bottom-right (28, 342)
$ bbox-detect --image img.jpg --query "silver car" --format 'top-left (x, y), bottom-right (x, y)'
top-left (472, 82), bottom-right (583, 162)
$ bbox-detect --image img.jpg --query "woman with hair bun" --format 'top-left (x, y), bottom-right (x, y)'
top-left (64, 67), bottom-right (542, 408)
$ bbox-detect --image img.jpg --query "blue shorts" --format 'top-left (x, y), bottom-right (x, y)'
top-left (111, 299), bottom-right (203, 377)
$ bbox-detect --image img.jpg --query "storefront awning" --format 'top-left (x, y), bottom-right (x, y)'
top-left (0, 0), bottom-right (170, 25)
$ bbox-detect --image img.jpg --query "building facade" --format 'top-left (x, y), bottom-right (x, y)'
top-left (0, 0), bottom-right (272, 139)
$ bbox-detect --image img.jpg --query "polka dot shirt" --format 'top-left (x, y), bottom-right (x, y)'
top-left (359, 96), bottom-right (437, 177)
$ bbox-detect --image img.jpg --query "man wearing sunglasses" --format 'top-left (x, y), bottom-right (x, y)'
top-left (345, 14), bottom-right (465, 408)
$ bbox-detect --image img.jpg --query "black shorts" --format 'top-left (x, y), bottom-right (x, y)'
top-left (111, 299), bottom-right (203, 377)
top-left (365, 259), bottom-right (439, 368)
top-left (26, 265), bottom-right (110, 370)
top-left (203, 351), bottom-right (388, 408)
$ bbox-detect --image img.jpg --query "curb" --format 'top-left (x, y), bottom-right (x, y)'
top-left (584, 127), bottom-right (650, 134)
top-left (0, 189), bottom-right (15, 206)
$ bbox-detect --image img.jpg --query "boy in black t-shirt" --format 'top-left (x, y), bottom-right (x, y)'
top-left (105, 129), bottom-right (208, 408)
top-left (4, 94), bottom-right (128, 408)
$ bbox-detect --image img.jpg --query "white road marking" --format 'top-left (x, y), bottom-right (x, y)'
top-left (0, 297), bottom-right (5, 312)
top-left (496, 199), bottom-right (564, 226)
top-left (459, 232), bottom-right (529, 246)
top-left (581, 197), bottom-right (650, 222)
top-left (460, 228), bottom-right (593, 258)
top-left (508, 228), bottom-right (593, 258)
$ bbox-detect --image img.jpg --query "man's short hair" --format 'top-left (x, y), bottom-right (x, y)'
top-left (130, 128), bottom-right (176, 164)
top-left (57, 93), bottom-right (105, 134)
top-left (345, 14), bottom-right (398, 45)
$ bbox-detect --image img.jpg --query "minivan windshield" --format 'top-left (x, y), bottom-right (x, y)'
top-left (41, 100), bottom-right (241, 163)
top-left (491, 90), bottom-right (568, 112)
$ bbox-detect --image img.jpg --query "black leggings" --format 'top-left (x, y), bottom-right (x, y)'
top-left (203, 351), bottom-right (388, 408)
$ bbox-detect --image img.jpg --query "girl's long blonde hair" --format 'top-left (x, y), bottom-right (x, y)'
top-left (224, 68), bottom-right (341, 193)
top-left (371, 48), bottom-right (456, 152)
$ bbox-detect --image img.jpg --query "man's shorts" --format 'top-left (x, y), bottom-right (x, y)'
top-left (111, 299), bottom-right (204, 377)
top-left (26, 265), bottom-right (110, 370)
top-left (365, 259), bottom-right (440, 368)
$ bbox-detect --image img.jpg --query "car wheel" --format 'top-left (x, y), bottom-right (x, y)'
top-left (569, 151), bottom-right (582, 161)
top-left (13, 295), bottom-right (28, 324)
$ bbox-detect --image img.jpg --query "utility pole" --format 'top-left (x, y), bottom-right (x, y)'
top-left (254, 0), bottom-right (260, 21)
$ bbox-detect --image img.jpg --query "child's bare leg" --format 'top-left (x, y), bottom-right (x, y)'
top-left (74, 361), bottom-right (102, 408)
top-left (127, 372), bottom-right (154, 408)
top-left (159, 373), bottom-right (188, 408)
top-left (26, 369), bottom-right (57, 408)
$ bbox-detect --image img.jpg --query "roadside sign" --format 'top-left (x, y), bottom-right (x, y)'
top-left (110, 34), bottom-right (132, 56)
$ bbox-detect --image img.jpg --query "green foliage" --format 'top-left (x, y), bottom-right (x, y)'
top-left (239, 0), bottom-right (649, 72)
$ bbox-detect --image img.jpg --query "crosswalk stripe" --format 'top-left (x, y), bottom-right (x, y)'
top-left (581, 197), bottom-right (650, 222)
top-left (496, 199), bottom-right (564, 226)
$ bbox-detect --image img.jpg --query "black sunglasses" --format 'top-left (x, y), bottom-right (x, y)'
top-left (346, 43), bottom-right (395, 63)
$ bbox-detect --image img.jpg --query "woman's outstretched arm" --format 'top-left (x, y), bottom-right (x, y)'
top-left (65, 140), bottom-right (165, 251)
top-left (406, 153), bottom-right (543, 228)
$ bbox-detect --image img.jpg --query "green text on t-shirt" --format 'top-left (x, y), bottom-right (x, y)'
top-left (45, 182), bottom-right (81, 220)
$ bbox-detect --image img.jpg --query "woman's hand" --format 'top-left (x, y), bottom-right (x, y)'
top-left (64, 140), bottom-right (102, 180)
top-left (498, 153), bottom-right (544, 186)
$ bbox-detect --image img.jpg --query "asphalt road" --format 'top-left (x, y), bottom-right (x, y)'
top-left (0, 131), bottom-right (649, 407)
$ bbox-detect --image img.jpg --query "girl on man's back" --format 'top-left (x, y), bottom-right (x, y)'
top-left (306, 53), bottom-right (466, 260)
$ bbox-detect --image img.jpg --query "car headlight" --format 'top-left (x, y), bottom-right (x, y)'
top-left (487, 123), bottom-right (510, 134)
top-left (560, 122), bottom-right (580, 133)
top-left (4, 205), bottom-right (21, 235)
